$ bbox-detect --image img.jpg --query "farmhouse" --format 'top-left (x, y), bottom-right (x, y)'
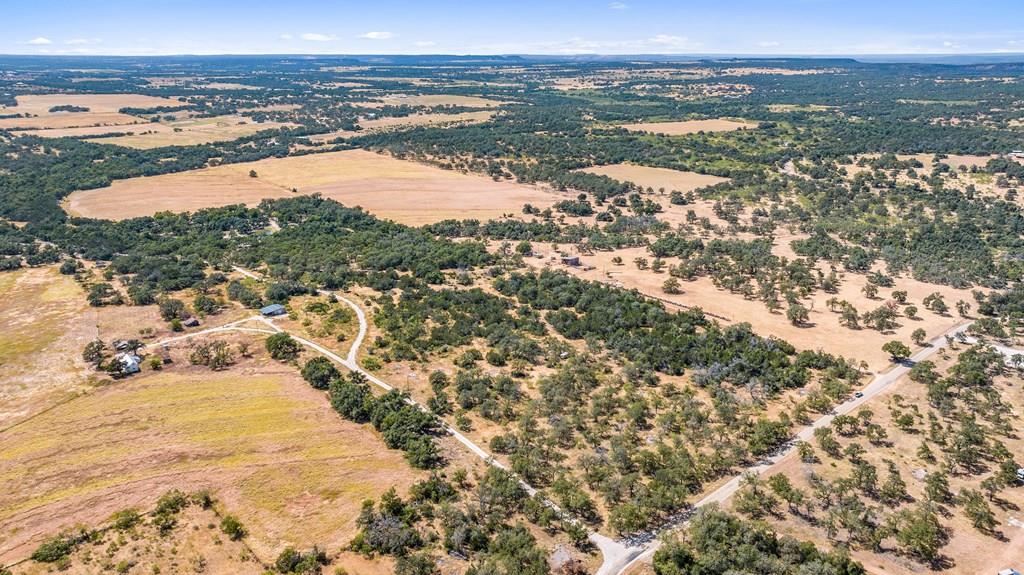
top-left (261, 303), bottom-right (286, 317)
top-left (115, 353), bottom-right (141, 375)
top-left (561, 255), bottom-right (581, 267)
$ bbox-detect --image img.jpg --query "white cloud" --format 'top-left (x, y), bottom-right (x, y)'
top-left (758, 40), bottom-right (780, 48)
top-left (646, 34), bottom-right (690, 48)
top-left (27, 37), bottom-right (52, 45)
top-left (359, 31), bottom-right (395, 40)
top-left (300, 32), bottom-right (335, 42)
top-left (485, 34), bottom-right (701, 55)
top-left (608, 2), bottom-right (629, 9)
top-left (413, 40), bottom-right (437, 47)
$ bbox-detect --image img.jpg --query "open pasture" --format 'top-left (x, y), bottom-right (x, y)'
top-left (66, 149), bottom-right (561, 225)
top-left (579, 163), bottom-right (729, 193)
top-left (0, 361), bottom-right (419, 564)
top-left (0, 94), bottom-right (181, 130)
top-left (620, 118), bottom-right (758, 135)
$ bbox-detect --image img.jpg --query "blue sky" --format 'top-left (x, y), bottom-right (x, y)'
top-left (3, 0), bottom-right (1023, 56)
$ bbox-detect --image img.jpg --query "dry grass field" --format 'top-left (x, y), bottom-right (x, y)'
top-left (620, 118), bottom-right (758, 135)
top-left (355, 94), bottom-right (508, 108)
top-left (0, 353), bottom-right (420, 565)
top-left (0, 94), bottom-right (180, 130)
top-left (309, 110), bottom-right (495, 141)
top-left (0, 267), bottom-right (95, 427)
top-left (579, 163), bottom-right (729, 193)
top-left (66, 149), bottom-right (562, 225)
top-left (83, 115), bottom-right (294, 148)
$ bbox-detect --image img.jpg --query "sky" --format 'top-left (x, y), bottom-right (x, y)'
top-left (3, 0), bottom-right (1023, 57)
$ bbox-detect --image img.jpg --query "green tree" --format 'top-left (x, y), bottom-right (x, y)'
top-left (266, 333), bottom-right (301, 361)
top-left (301, 356), bottom-right (340, 389)
top-left (883, 340), bottom-right (911, 362)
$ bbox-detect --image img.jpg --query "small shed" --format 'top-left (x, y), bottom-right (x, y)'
top-left (260, 303), bottom-right (286, 317)
top-left (159, 345), bottom-right (173, 364)
top-left (998, 569), bottom-right (1021, 575)
top-left (182, 317), bottom-right (200, 328)
top-left (561, 256), bottom-right (580, 267)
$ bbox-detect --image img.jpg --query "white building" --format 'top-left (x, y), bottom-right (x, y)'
top-left (116, 352), bottom-right (141, 375)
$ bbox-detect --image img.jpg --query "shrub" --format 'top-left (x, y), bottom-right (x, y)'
top-left (266, 333), bottom-right (302, 361)
top-left (220, 514), bottom-right (247, 541)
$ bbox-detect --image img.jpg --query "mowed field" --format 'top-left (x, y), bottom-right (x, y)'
top-left (66, 149), bottom-right (562, 225)
top-left (620, 118), bottom-right (758, 135)
top-left (0, 94), bottom-right (180, 130)
top-left (579, 163), bottom-right (729, 192)
top-left (355, 94), bottom-right (508, 108)
top-left (309, 110), bottom-right (495, 141)
top-left (84, 116), bottom-right (294, 148)
top-left (0, 358), bottom-right (420, 564)
top-left (0, 267), bottom-right (96, 426)
top-left (21, 115), bottom-right (292, 148)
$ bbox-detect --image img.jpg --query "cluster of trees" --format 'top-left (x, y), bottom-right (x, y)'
top-left (324, 371), bottom-right (442, 468)
top-left (653, 506), bottom-right (864, 575)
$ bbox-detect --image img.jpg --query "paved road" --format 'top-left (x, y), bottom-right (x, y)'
top-left (606, 321), bottom-right (973, 575)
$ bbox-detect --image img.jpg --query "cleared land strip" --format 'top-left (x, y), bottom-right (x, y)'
top-left (605, 320), bottom-right (974, 575)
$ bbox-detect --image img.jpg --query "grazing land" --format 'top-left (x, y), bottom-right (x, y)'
top-left (0, 267), bottom-right (94, 426)
top-left (620, 118), bottom-right (758, 134)
top-left (0, 357), bottom-right (419, 565)
top-left (0, 94), bottom-right (180, 130)
top-left (65, 149), bottom-right (561, 224)
top-left (579, 163), bottom-right (729, 193)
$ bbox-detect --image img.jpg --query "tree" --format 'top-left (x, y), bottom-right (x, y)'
top-left (862, 283), bottom-right (879, 299)
top-left (904, 304), bottom-right (919, 319)
top-left (396, 552), bottom-right (440, 575)
top-left (787, 302), bottom-right (810, 326)
top-left (961, 489), bottom-right (997, 533)
top-left (301, 356), bottom-right (339, 389)
top-left (220, 514), bottom-right (246, 540)
top-left (911, 328), bottom-right (927, 346)
top-left (662, 277), bottom-right (682, 295)
top-left (515, 241), bottom-right (533, 256)
top-left (266, 333), bottom-right (301, 361)
top-left (249, 169), bottom-right (258, 178)
top-left (955, 300), bottom-right (971, 317)
top-left (923, 292), bottom-right (948, 315)
top-left (158, 297), bottom-right (187, 321)
top-left (891, 503), bottom-right (944, 563)
top-left (924, 470), bottom-right (952, 503)
top-left (883, 340), bottom-right (911, 362)
top-left (82, 338), bottom-right (106, 367)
